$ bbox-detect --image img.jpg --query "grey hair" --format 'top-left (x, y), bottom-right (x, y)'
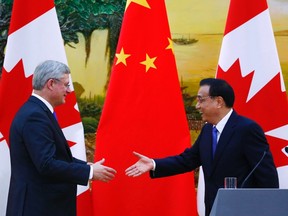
top-left (32, 60), bottom-right (70, 90)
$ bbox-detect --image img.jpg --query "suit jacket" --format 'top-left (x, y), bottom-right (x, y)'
top-left (150, 111), bottom-right (279, 216)
top-left (6, 96), bottom-right (90, 216)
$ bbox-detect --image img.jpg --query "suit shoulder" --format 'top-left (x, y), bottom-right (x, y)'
top-left (237, 115), bottom-right (255, 124)
top-left (236, 115), bottom-right (264, 131)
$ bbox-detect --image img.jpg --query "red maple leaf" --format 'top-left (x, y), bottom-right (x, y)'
top-left (0, 60), bottom-right (33, 146)
top-left (67, 140), bottom-right (77, 148)
top-left (218, 59), bottom-right (288, 167)
top-left (54, 91), bottom-right (82, 128)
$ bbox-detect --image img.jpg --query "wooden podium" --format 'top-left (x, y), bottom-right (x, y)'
top-left (210, 188), bottom-right (288, 216)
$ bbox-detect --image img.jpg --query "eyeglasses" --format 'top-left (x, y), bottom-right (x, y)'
top-left (53, 78), bottom-right (70, 89)
top-left (196, 95), bottom-right (214, 103)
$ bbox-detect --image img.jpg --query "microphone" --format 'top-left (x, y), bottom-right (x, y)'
top-left (240, 151), bottom-right (266, 188)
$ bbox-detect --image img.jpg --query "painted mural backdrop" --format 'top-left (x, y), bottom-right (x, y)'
top-left (0, 0), bottom-right (287, 154)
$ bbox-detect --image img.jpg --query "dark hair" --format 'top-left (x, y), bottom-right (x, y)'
top-left (200, 78), bottom-right (234, 108)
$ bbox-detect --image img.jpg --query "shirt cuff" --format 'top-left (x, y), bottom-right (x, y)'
top-left (152, 159), bottom-right (156, 171)
top-left (89, 165), bottom-right (93, 180)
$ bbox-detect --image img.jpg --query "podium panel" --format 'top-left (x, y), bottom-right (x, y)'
top-left (210, 189), bottom-right (288, 216)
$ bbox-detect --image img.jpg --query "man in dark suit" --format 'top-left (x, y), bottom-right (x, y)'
top-left (125, 78), bottom-right (279, 216)
top-left (6, 60), bottom-right (116, 216)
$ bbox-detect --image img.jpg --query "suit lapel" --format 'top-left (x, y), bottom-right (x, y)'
top-left (47, 110), bottom-right (73, 159)
top-left (205, 124), bottom-right (215, 175)
top-left (30, 96), bottom-right (73, 159)
top-left (211, 111), bottom-right (238, 170)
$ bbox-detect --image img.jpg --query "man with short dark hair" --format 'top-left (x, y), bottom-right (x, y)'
top-left (126, 78), bottom-right (279, 216)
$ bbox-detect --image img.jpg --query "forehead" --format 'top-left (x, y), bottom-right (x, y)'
top-left (59, 73), bottom-right (70, 81)
top-left (197, 85), bottom-right (210, 96)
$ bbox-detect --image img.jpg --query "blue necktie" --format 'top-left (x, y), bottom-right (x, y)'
top-left (53, 112), bottom-right (58, 121)
top-left (212, 126), bottom-right (218, 157)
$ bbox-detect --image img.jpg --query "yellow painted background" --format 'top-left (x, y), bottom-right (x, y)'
top-left (65, 0), bottom-right (288, 98)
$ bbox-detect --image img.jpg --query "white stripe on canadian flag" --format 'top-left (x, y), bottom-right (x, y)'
top-left (0, 135), bottom-right (10, 215)
top-left (4, 8), bottom-right (67, 77)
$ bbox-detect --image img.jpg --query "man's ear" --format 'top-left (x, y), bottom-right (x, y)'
top-left (216, 96), bottom-right (225, 108)
top-left (46, 78), bottom-right (54, 90)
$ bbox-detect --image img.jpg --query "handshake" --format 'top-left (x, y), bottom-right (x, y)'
top-left (91, 151), bottom-right (154, 182)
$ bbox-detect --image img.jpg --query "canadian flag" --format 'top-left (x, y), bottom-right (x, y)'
top-left (197, 0), bottom-right (288, 215)
top-left (0, 0), bottom-right (92, 215)
top-left (217, 0), bottom-right (288, 187)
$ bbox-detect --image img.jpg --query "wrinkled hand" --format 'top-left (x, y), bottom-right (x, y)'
top-left (125, 152), bottom-right (154, 177)
top-left (92, 158), bottom-right (116, 182)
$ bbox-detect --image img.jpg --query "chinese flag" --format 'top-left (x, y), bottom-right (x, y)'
top-left (217, 0), bottom-right (288, 188)
top-left (92, 0), bottom-right (197, 215)
top-left (0, 0), bottom-right (92, 215)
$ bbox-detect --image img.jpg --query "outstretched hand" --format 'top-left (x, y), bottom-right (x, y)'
top-left (125, 151), bottom-right (154, 177)
top-left (92, 158), bottom-right (117, 182)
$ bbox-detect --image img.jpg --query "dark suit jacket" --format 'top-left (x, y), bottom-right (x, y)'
top-left (6, 96), bottom-right (90, 216)
top-left (150, 111), bottom-right (279, 216)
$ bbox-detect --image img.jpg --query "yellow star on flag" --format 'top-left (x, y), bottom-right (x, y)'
top-left (140, 54), bottom-right (157, 72)
top-left (115, 47), bottom-right (131, 66)
top-left (166, 38), bottom-right (174, 54)
top-left (126, 0), bottom-right (150, 10)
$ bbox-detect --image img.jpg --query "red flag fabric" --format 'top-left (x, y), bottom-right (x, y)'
top-left (0, 0), bottom-right (92, 215)
top-left (92, 0), bottom-right (197, 215)
top-left (217, 0), bottom-right (288, 188)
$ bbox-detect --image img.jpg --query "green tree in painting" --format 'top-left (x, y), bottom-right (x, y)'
top-left (0, 0), bottom-right (126, 85)
top-left (0, 0), bottom-right (13, 77)
top-left (55, 0), bottom-right (126, 90)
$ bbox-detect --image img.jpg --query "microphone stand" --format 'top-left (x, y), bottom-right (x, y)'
top-left (240, 151), bottom-right (266, 188)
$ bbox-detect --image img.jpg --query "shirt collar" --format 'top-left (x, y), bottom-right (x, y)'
top-left (214, 108), bottom-right (233, 134)
top-left (32, 92), bottom-right (54, 114)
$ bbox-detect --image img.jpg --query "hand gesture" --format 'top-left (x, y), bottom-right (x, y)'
top-left (92, 158), bottom-right (116, 182)
top-left (125, 151), bottom-right (154, 177)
